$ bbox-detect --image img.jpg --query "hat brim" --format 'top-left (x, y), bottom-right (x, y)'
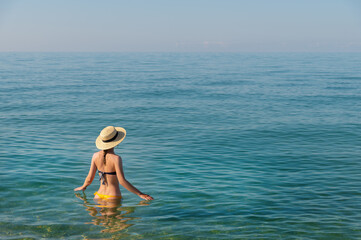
top-left (95, 127), bottom-right (126, 150)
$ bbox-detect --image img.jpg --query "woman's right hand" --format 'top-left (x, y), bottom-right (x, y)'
top-left (74, 186), bottom-right (86, 191)
top-left (139, 194), bottom-right (154, 200)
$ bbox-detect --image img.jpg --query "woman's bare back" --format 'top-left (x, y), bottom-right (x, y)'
top-left (93, 151), bottom-right (122, 198)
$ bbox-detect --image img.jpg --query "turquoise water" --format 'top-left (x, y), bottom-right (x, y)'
top-left (1, 53), bottom-right (361, 239)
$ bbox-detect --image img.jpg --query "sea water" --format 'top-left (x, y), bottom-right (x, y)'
top-left (0, 52), bottom-right (360, 239)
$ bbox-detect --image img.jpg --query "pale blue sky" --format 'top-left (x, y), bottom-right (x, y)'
top-left (0, 0), bottom-right (360, 52)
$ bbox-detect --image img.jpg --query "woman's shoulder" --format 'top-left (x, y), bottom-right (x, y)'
top-left (92, 151), bottom-right (103, 159)
top-left (108, 153), bottom-right (122, 160)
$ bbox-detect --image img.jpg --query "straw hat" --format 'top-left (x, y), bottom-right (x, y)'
top-left (95, 126), bottom-right (126, 150)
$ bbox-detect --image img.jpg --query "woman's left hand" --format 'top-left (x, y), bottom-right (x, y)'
top-left (74, 186), bottom-right (86, 191)
top-left (139, 194), bottom-right (154, 200)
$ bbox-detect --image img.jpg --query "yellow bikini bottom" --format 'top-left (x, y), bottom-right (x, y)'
top-left (94, 192), bottom-right (122, 200)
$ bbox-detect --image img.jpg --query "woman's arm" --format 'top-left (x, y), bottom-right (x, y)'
top-left (115, 156), bottom-right (153, 200)
top-left (74, 154), bottom-right (97, 191)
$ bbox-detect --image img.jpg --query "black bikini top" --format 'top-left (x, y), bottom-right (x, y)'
top-left (98, 170), bottom-right (116, 185)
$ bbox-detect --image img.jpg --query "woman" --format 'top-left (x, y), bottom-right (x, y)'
top-left (74, 126), bottom-right (153, 201)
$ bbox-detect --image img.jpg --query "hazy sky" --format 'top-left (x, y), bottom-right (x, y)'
top-left (0, 0), bottom-right (360, 52)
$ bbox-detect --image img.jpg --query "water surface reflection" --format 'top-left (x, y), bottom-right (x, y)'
top-left (75, 192), bottom-right (149, 236)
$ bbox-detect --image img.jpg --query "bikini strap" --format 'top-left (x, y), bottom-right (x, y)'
top-left (99, 170), bottom-right (106, 185)
top-left (98, 170), bottom-right (116, 185)
top-left (99, 170), bottom-right (116, 175)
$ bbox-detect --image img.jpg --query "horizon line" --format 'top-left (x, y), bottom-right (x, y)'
top-left (0, 50), bottom-right (361, 54)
